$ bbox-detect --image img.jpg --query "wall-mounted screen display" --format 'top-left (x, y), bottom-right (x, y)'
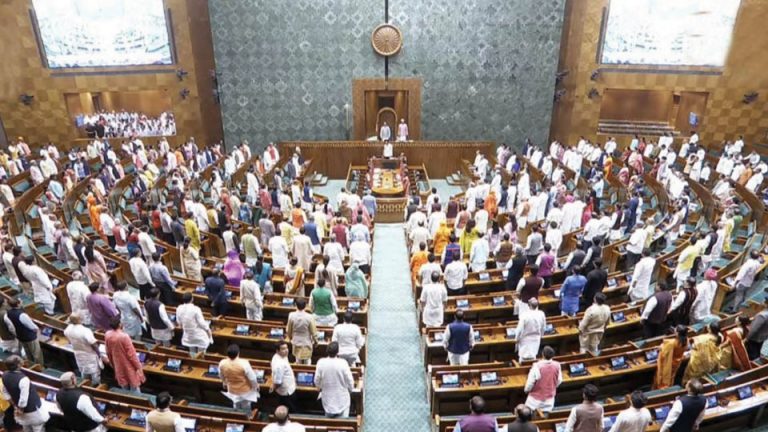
top-left (601, 0), bottom-right (740, 66)
top-left (32, 0), bottom-right (173, 68)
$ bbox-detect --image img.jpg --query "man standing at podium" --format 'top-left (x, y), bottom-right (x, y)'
top-left (379, 122), bottom-right (391, 141)
top-left (397, 118), bottom-right (409, 141)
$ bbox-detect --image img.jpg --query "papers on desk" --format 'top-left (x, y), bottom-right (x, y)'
top-left (42, 399), bottom-right (62, 415)
top-left (553, 289), bottom-right (561, 297)
top-left (478, 272), bottom-right (490, 281)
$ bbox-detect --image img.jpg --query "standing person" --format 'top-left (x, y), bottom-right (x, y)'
top-left (112, 281), bottom-right (143, 340)
top-left (286, 298), bottom-right (318, 365)
top-left (624, 222), bottom-right (647, 269)
top-left (309, 279), bottom-right (338, 327)
top-left (219, 344), bottom-right (260, 418)
top-left (332, 311), bottom-right (366, 366)
top-left (523, 346), bottom-right (562, 416)
top-left (515, 265), bottom-right (544, 316)
top-left (608, 391), bottom-right (652, 432)
top-left (239, 271), bottom-right (263, 321)
top-left (1, 355), bottom-right (49, 432)
top-left (641, 283), bottom-right (673, 338)
top-left (444, 252), bottom-right (469, 296)
top-left (263, 406), bottom-right (305, 432)
top-left (628, 249), bottom-right (655, 302)
top-left (746, 297), bottom-right (768, 359)
top-left (145, 392), bottom-right (184, 432)
top-left (4, 298), bottom-right (44, 366)
top-left (559, 266), bottom-right (586, 317)
top-left (578, 293), bottom-right (611, 356)
top-left (66, 271), bottom-right (92, 325)
top-left (505, 246), bottom-right (528, 291)
top-left (104, 317), bottom-right (146, 393)
top-left (659, 379), bottom-right (706, 432)
top-left (56, 372), bottom-right (106, 432)
top-left (419, 272), bottom-right (448, 327)
top-left (144, 289), bottom-right (175, 347)
top-left (86, 283), bottom-right (118, 333)
top-left (719, 316), bottom-right (752, 371)
top-left (0, 298), bottom-right (19, 355)
top-left (442, 310), bottom-right (474, 366)
top-left (344, 263), bottom-right (368, 298)
top-left (654, 326), bottom-right (689, 389)
top-left (149, 253), bottom-right (177, 306)
top-left (176, 293), bottom-right (212, 357)
top-left (63, 313), bottom-right (103, 385)
top-left (270, 342), bottom-right (298, 414)
top-left (314, 342), bottom-right (355, 418)
top-left (506, 404), bottom-right (538, 432)
top-left (516, 298), bottom-right (546, 362)
top-left (563, 384), bottom-right (603, 432)
top-left (581, 259), bottom-right (607, 310)
top-left (181, 238), bottom-right (203, 282)
top-left (129, 249), bottom-right (154, 299)
top-left (20, 256), bottom-right (55, 315)
top-left (682, 322), bottom-right (721, 383)
top-left (453, 396), bottom-right (499, 432)
top-left (732, 250), bottom-right (762, 310)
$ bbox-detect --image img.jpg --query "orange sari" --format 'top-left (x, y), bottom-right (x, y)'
top-left (410, 251), bottom-right (428, 284)
top-left (653, 337), bottom-right (686, 389)
top-left (484, 191), bottom-right (498, 218)
top-left (433, 222), bottom-right (451, 257)
top-left (720, 328), bottom-right (752, 371)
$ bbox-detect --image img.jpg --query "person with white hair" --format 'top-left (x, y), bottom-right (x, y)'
top-left (66, 271), bottom-right (92, 325)
top-left (63, 314), bottom-right (103, 386)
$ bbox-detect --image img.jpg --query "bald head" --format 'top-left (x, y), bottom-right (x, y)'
top-left (69, 312), bottom-right (82, 325)
top-left (528, 298), bottom-right (539, 310)
top-left (274, 405), bottom-right (290, 424)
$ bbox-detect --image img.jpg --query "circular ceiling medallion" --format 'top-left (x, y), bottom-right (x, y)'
top-left (371, 23), bottom-right (403, 57)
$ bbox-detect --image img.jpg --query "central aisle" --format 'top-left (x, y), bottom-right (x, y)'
top-left (363, 224), bottom-right (432, 432)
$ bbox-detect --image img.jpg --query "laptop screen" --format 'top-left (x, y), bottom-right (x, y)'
top-left (610, 356), bottom-right (627, 369)
top-left (493, 296), bottom-right (505, 305)
top-left (737, 386), bottom-right (753, 400)
top-left (480, 372), bottom-right (497, 383)
top-left (655, 405), bottom-right (671, 421)
top-left (225, 425), bottom-right (244, 432)
top-left (607, 278), bottom-right (617, 288)
top-left (456, 299), bottom-right (469, 309)
top-left (645, 349), bottom-right (659, 362)
top-left (612, 312), bottom-right (625, 322)
top-left (442, 374), bottom-right (459, 385)
top-left (348, 301), bottom-right (361, 310)
top-left (569, 363), bottom-right (585, 374)
top-left (208, 365), bottom-right (219, 376)
top-left (130, 409), bottom-right (147, 422)
top-left (137, 352), bottom-right (147, 363)
top-left (297, 372), bottom-right (314, 386)
top-left (270, 328), bottom-right (285, 338)
top-left (281, 297), bottom-right (295, 306)
top-left (45, 390), bottom-right (57, 402)
top-left (167, 359), bottom-right (181, 369)
top-left (707, 395), bottom-right (718, 408)
top-left (41, 327), bottom-right (53, 337)
top-left (235, 325), bottom-right (249, 334)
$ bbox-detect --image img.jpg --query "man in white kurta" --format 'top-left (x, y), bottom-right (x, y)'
top-left (177, 296), bottom-right (212, 356)
top-left (469, 234), bottom-right (490, 272)
top-left (515, 298), bottom-right (546, 362)
top-left (691, 271), bottom-right (718, 323)
top-left (379, 123), bottom-right (391, 141)
top-left (63, 313), bottom-right (103, 385)
top-left (66, 272), bottom-right (92, 325)
top-left (246, 170), bottom-right (260, 203)
top-left (420, 273), bottom-right (448, 327)
top-left (628, 252), bottom-right (655, 303)
top-left (291, 231), bottom-right (314, 272)
top-left (22, 257), bottom-right (55, 315)
top-left (409, 222), bottom-right (431, 255)
top-left (323, 237), bottom-right (346, 274)
top-left (240, 272), bottom-right (263, 321)
top-left (332, 312), bottom-right (366, 366)
top-left (315, 342), bottom-right (355, 417)
top-left (269, 234), bottom-right (290, 269)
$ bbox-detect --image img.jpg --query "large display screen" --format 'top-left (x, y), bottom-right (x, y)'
top-left (32, 0), bottom-right (173, 68)
top-left (601, 0), bottom-right (741, 66)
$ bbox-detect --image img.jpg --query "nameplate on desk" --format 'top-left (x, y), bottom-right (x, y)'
top-left (492, 296), bottom-right (505, 306)
top-left (456, 299), bottom-right (470, 309)
top-left (165, 358), bottom-right (182, 372)
top-left (348, 301), bottom-right (361, 311)
top-left (281, 297), bottom-right (295, 306)
top-left (478, 272), bottom-right (490, 281)
top-left (269, 328), bottom-right (284, 339)
top-left (235, 325), bottom-right (250, 335)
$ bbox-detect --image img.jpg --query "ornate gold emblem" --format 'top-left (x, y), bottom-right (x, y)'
top-left (371, 23), bottom-right (403, 57)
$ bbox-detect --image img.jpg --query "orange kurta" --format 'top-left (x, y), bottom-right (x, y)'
top-left (410, 251), bottom-right (429, 284)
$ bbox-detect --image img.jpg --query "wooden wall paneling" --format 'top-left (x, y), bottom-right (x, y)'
top-left (352, 78), bottom-right (422, 141)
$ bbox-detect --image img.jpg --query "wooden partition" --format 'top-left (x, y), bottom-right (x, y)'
top-left (279, 141), bottom-right (495, 178)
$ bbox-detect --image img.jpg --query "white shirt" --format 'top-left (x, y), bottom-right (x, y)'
top-left (1, 374), bottom-right (50, 425)
top-left (444, 261), bottom-right (468, 290)
top-left (99, 213), bottom-right (115, 233)
top-left (270, 353), bottom-right (296, 396)
top-left (137, 232), bottom-right (157, 257)
top-left (67, 281), bottom-right (92, 324)
top-left (608, 407), bottom-right (652, 432)
top-left (314, 357), bottom-right (355, 415)
top-left (263, 421), bottom-right (306, 432)
top-left (626, 228), bottom-right (648, 255)
top-left (130, 257), bottom-right (154, 286)
top-left (545, 228), bottom-right (563, 254)
top-left (420, 283), bottom-right (448, 327)
top-left (332, 323), bottom-right (365, 358)
top-left (269, 236), bottom-right (290, 268)
top-left (349, 241), bottom-right (371, 267)
top-left (629, 257), bottom-right (655, 302)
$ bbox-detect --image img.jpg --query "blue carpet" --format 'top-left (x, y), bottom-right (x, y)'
top-left (363, 224), bottom-right (431, 432)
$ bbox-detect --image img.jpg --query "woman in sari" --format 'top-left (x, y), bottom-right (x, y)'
top-left (432, 221), bottom-right (451, 258)
top-left (284, 256), bottom-right (305, 296)
top-left (602, 154), bottom-right (613, 178)
top-left (409, 244), bottom-right (429, 285)
top-left (719, 316), bottom-right (752, 371)
top-left (253, 257), bottom-right (273, 294)
top-left (222, 250), bottom-right (246, 287)
top-left (654, 325), bottom-right (689, 389)
top-left (345, 263), bottom-right (368, 298)
top-left (84, 243), bottom-right (113, 293)
top-left (683, 322), bottom-right (722, 383)
top-left (181, 238), bottom-right (203, 281)
top-left (484, 190), bottom-right (498, 219)
top-left (459, 220), bottom-right (479, 257)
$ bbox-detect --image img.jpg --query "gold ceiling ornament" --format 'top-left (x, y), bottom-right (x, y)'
top-left (371, 23), bottom-right (403, 57)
